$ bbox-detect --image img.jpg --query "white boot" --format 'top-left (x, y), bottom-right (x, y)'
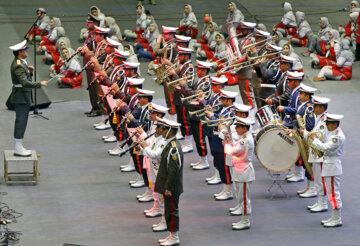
top-left (14, 139), bottom-right (32, 157)
top-left (297, 180), bottom-right (310, 194)
top-left (181, 135), bottom-right (194, 153)
top-left (153, 216), bottom-right (167, 232)
top-left (207, 170), bottom-right (221, 185)
top-left (230, 205), bottom-right (242, 216)
top-left (146, 204), bottom-right (162, 218)
top-left (160, 231), bottom-right (179, 246)
top-left (130, 178), bottom-right (145, 188)
top-left (229, 203), bottom-right (241, 212)
top-left (232, 215), bottom-right (250, 230)
top-left (310, 195), bottom-right (328, 213)
top-left (176, 129), bottom-right (184, 140)
top-left (215, 184), bottom-right (233, 201)
top-left (138, 188), bottom-right (154, 202)
top-left (129, 173), bottom-right (141, 184)
top-left (102, 132), bottom-right (114, 140)
top-left (206, 170), bottom-right (218, 182)
top-left (104, 135), bottom-right (117, 143)
top-left (137, 187), bottom-right (151, 199)
top-left (287, 165), bottom-right (304, 182)
top-left (192, 156), bottom-right (210, 170)
top-left (95, 121), bottom-right (111, 130)
top-left (323, 209), bottom-right (342, 227)
top-left (299, 180), bottom-right (317, 198)
top-left (121, 158), bottom-right (135, 172)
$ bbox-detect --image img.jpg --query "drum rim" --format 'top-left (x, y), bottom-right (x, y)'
top-left (255, 127), bottom-right (299, 172)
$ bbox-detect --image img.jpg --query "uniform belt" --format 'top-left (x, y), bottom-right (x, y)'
top-left (13, 84), bottom-right (23, 88)
top-left (260, 84), bottom-right (276, 88)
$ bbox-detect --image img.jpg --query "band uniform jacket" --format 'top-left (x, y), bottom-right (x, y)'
top-left (10, 58), bottom-right (41, 104)
top-left (224, 131), bottom-right (255, 183)
top-left (303, 112), bottom-right (327, 163)
top-left (312, 127), bottom-right (345, 177)
top-left (154, 138), bottom-right (184, 196)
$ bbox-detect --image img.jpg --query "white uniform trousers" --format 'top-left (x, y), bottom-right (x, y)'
top-left (234, 181), bottom-right (252, 215)
top-left (324, 176), bottom-right (342, 209)
top-left (312, 162), bottom-right (327, 196)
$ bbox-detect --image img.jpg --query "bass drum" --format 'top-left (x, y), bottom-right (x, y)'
top-left (255, 125), bottom-right (299, 172)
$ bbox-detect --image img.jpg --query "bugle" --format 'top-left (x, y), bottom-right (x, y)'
top-left (167, 75), bottom-right (192, 87)
top-left (180, 91), bottom-right (210, 103)
top-left (119, 132), bottom-right (156, 157)
top-left (201, 117), bottom-right (235, 126)
top-left (188, 102), bottom-right (222, 117)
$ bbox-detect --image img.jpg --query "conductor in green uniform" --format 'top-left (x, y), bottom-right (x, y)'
top-left (155, 117), bottom-right (183, 246)
top-left (9, 40), bottom-right (47, 156)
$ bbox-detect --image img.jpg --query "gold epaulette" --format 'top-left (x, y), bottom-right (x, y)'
top-left (17, 59), bottom-right (21, 65)
top-left (171, 141), bottom-right (176, 148)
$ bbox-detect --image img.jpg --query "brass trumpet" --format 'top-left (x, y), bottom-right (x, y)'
top-left (180, 91), bottom-right (210, 103)
top-left (167, 75), bottom-right (192, 87)
top-left (188, 102), bottom-right (222, 117)
top-left (201, 117), bottom-right (235, 127)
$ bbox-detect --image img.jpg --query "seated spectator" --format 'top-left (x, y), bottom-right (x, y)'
top-left (37, 17), bottom-right (62, 54)
top-left (310, 29), bottom-right (341, 69)
top-left (225, 2), bottom-right (244, 31)
top-left (123, 5), bottom-right (147, 40)
top-left (26, 8), bottom-right (50, 42)
top-left (313, 39), bottom-right (354, 81)
top-left (104, 17), bottom-right (123, 41)
top-left (273, 2), bottom-right (297, 36)
top-left (80, 6), bottom-right (106, 42)
top-left (289, 11), bottom-right (313, 47)
top-left (177, 4), bottom-right (198, 39)
top-left (339, 12), bottom-right (359, 40)
top-left (136, 20), bottom-right (160, 61)
top-left (195, 22), bottom-right (217, 59)
top-left (282, 43), bottom-right (303, 72)
top-left (302, 17), bottom-right (332, 57)
top-left (53, 48), bottom-right (83, 88)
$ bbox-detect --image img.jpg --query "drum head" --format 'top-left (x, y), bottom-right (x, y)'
top-left (256, 128), bottom-right (299, 172)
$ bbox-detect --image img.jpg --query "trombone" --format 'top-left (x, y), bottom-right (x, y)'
top-left (188, 102), bottom-right (222, 117)
top-left (180, 91), bottom-right (210, 103)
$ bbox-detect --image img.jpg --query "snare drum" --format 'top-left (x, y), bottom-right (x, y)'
top-left (255, 105), bottom-right (280, 127)
top-left (255, 125), bottom-right (299, 172)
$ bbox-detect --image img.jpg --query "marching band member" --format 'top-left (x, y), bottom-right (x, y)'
top-left (301, 96), bottom-right (330, 208)
top-left (201, 77), bottom-right (227, 182)
top-left (308, 114), bottom-right (346, 228)
top-left (205, 90), bottom-right (237, 201)
top-left (224, 117), bottom-right (255, 230)
top-left (169, 47), bottom-right (194, 142)
top-left (179, 60), bottom-right (212, 165)
top-left (102, 37), bottom-right (122, 76)
top-left (154, 118), bottom-right (183, 246)
top-left (9, 40), bottom-right (48, 156)
top-left (280, 84), bottom-right (317, 183)
top-left (139, 104), bottom-right (168, 219)
top-left (266, 71), bottom-right (304, 108)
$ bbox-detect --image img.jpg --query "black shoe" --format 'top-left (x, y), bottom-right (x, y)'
top-left (84, 111), bottom-right (92, 115)
top-left (87, 111), bottom-right (101, 117)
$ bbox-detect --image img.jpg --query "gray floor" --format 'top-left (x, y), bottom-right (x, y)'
top-left (0, 1), bottom-right (360, 245)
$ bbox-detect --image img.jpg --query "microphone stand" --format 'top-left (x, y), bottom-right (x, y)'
top-left (26, 17), bottom-right (49, 120)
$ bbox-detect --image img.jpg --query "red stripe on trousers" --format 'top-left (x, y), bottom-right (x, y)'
top-left (245, 79), bottom-right (253, 108)
top-left (331, 176), bottom-right (338, 209)
top-left (321, 163), bottom-right (327, 196)
top-left (136, 154), bottom-right (142, 174)
top-left (198, 122), bottom-right (206, 156)
top-left (243, 183), bottom-right (247, 215)
top-left (169, 94), bottom-right (175, 115)
top-left (182, 106), bottom-right (189, 136)
top-left (170, 196), bottom-right (175, 232)
top-left (224, 153), bottom-right (230, 184)
top-left (299, 156), bottom-right (303, 166)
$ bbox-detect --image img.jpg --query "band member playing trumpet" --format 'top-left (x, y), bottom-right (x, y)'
top-left (198, 77), bottom-right (227, 179)
top-left (223, 117), bottom-right (255, 230)
top-left (301, 96), bottom-right (330, 208)
top-left (179, 60), bottom-right (212, 166)
top-left (308, 114), bottom-right (345, 228)
top-left (205, 90), bottom-right (237, 201)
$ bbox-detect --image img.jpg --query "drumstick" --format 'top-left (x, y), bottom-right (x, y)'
top-left (278, 98), bottom-right (283, 119)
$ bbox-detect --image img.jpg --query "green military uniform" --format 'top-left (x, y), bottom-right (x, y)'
top-left (155, 138), bottom-right (183, 233)
top-left (10, 57), bottom-right (41, 139)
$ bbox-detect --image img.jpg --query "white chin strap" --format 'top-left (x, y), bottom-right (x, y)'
top-left (165, 127), bottom-right (171, 139)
